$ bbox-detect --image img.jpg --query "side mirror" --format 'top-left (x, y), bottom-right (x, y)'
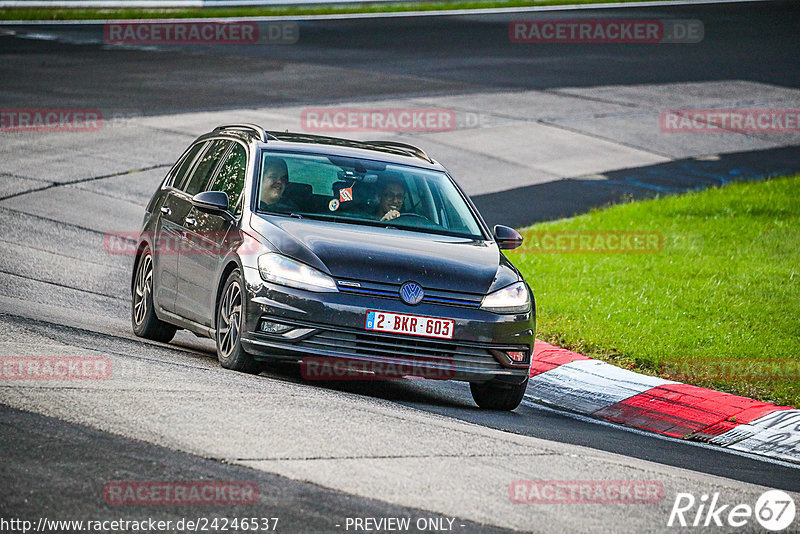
top-left (494, 225), bottom-right (523, 250)
top-left (191, 191), bottom-right (229, 213)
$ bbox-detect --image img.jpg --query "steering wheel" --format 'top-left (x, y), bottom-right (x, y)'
top-left (393, 213), bottom-right (430, 222)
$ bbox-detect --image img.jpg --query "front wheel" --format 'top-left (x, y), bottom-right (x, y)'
top-left (470, 377), bottom-right (528, 411)
top-left (132, 248), bottom-right (177, 343)
top-left (216, 269), bottom-right (261, 374)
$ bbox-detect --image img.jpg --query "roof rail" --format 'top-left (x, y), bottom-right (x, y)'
top-left (253, 131), bottom-right (435, 163)
top-left (366, 140), bottom-right (433, 163)
top-left (214, 124), bottom-right (273, 142)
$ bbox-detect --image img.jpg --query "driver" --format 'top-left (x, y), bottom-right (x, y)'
top-left (375, 179), bottom-right (405, 221)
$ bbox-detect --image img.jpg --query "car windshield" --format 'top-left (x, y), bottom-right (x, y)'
top-left (256, 150), bottom-right (485, 239)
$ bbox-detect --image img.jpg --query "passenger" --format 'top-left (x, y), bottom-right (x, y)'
top-left (259, 157), bottom-right (297, 212)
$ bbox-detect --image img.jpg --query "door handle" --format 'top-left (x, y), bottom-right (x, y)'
top-left (160, 206), bottom-right (171, 216)
top-left (184, 217), bottom-right (197, 227)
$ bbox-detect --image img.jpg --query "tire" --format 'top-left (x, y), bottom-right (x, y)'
top-left (216, 269), bottom-right (261, 374)
top-left (470, 377), bottom-right (528, 411)
top-left (131, 248), bottom-right (177, 343)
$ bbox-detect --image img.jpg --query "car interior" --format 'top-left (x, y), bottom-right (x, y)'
top-left (255, 152), bottom-right (482, 238)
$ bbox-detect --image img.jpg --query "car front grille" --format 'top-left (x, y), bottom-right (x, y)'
top-left (335, 279), bottom-right (483, 309)
top-left (294, 327), bottom-right (507, 373)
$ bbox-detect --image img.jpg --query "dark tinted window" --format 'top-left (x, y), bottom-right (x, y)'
top-left (256, 151), bottom-right (483, 239)
top-left (183, 139), bottom-right (231, 196)
top-left (170, 142), bottom-right (207, 190)
top-left (208, 143), bottom-right (247, 216)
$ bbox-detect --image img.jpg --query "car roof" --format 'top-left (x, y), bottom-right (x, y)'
top-left (198, 124), bottom-right (447, 172)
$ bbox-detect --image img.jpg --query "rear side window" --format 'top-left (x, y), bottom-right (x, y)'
top-left (208, 143), bottom-right (247, 217)
top-left (183, 139), bottom-right (231, 196)
top-left (170, 142), bottom-right (207, 190)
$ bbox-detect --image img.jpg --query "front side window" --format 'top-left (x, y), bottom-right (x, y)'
top-left (208, 143), bottom-right (247, 217)
top-left (182, 139), bottom-right (231, 196)
top-left (256, 150), bottom-right (485, 239)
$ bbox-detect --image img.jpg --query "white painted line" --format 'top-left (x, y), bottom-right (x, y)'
top-left (521, 395), bottom-right (800, 470)
top-left (724, 410), bottom-right (800, 463)
top-left (0, 0), bottom-right (771, 25)
top-left (526, 359), bottom-right (675, 415)
top-left (712, 409), bottom-right (800, 447)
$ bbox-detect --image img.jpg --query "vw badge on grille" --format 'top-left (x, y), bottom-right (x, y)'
top-left (399, 282), bottom-right (424, 305)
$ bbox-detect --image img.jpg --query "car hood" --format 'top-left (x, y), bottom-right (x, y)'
top-left (250, 215), bottom-right (520, 294)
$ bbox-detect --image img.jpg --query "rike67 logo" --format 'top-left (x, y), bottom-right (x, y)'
top-left (668, 490), bottom-right (796, 531)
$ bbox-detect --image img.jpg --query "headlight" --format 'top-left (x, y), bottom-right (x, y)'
top-left (480, 281), bottom-right (530, 314)
top-left (258, 253), bottom-right (338, 293)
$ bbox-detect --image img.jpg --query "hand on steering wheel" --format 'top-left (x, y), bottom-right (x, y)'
top-left (382, 211), bottom-right (430, 222)
top-left (380, 209), bottom-right (401, 221)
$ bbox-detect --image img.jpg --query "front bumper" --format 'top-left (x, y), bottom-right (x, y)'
top-left (239, 266), bottom-right (535, 385)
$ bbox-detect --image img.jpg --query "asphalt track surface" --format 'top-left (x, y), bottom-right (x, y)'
top-left (3, 2), bottom-right (800, 113)
top-left (3, 0), bottom-right (800, 226)
top-left (2, 1), bottom-right (800, 532)
top-left (0, 404), bottom-right (514, 533)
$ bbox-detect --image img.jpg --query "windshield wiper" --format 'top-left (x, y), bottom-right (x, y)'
top-left (259, 210), bottom-right (303, 219)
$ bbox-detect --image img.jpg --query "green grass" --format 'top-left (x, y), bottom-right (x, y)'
top-left (509, 175), bottom-right (800, 408)
top-left (0, 0), bottom-right (686, 21)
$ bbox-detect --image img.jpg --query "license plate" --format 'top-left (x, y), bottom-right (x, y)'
top-left (365, 310), bottom-right (454, 340)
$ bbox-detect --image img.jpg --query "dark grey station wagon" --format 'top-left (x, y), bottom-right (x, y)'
top-left (131, 124), bottom-right (535, 410)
